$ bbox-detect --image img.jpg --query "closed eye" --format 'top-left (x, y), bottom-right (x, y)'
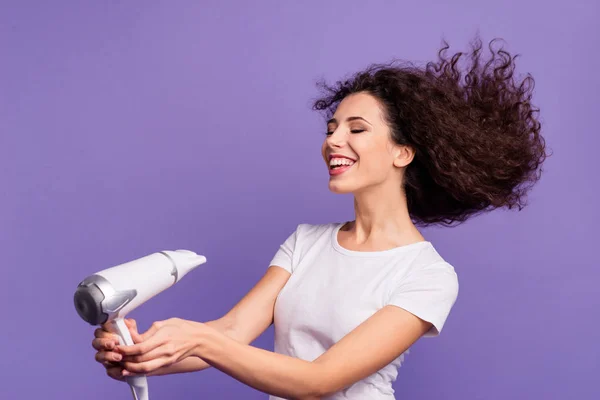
top-left (325, 129), bottom-right (365, 135)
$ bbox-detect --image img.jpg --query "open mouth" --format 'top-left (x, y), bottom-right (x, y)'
top-left (329, 157), bottom-right (356, 175)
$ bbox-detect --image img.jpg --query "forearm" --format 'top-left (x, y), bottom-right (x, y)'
top-left (148, 318), bottom-right (236, 376)
top-left (194, 326), bottom-right (324, 400)
top-left (146, 356), bottom-right (208, 376)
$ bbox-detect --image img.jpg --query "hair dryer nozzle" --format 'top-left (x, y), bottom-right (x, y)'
top-left (161, 249), bottom-right (207, 282)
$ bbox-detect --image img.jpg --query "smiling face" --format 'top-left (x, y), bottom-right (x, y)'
top-left (321, 92), bottom-right (413, 194)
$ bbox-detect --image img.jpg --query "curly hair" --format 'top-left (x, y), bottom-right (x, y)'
top-left (312, 37), bottom-right (549, 227)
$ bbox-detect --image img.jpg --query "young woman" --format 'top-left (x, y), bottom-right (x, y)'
top-left (91, 38), bottom-right (548, 399)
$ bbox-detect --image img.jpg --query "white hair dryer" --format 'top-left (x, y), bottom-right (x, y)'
top-left (73, 250), bottom-right (207, 400)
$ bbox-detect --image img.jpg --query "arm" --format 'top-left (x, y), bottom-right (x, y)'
top-left (193, 305), bottom-right (432, 400)
top-left (145, 317), bottom-right (233, 376)
top-left (148, 265), bottom-right (291, 376)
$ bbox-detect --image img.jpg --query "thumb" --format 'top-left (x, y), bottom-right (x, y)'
top-left (125, 318), bottom-right (143, 343)
top-left (138, 321), bottom-right (162, 342)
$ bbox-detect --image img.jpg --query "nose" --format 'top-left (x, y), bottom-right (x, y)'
top-left (326, 128), bottom-right (346, 148)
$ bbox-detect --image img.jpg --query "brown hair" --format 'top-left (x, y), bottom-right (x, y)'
top-left (313, 37), bottom-right (550, 226)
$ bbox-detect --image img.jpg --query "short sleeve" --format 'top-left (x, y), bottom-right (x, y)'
top-left (386, 263), bottom-right (459, 337)
top-left (269, 225), bottom-right (301, 273)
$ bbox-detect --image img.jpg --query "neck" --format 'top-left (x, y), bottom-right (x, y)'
top-left (346, 179), bottom-right (424, 246)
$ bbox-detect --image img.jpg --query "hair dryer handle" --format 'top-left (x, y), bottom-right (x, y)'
top-left (109, 318), bottom-right (149, 400)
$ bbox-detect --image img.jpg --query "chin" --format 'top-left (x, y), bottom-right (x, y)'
top-left (328, 181), bottom-right (356, 194)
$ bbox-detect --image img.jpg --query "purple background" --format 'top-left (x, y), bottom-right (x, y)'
top-left (1, 1), bottom-right (598, 399)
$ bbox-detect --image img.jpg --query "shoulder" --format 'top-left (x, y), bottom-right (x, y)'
top-left (275, 221), bottom-right (341, 249)
top-left (410, 242), bottom-right (458, 279)
top-left (291, 221), bottom-right (342, 241)
top-left (422, 259), bottom-right (458, 277)
top-left (388, 244), bottom-right (459, 294)
top-left (396, 258), bottom-right (459, 298)
top-left (408, 245), bottom-right (459, 282)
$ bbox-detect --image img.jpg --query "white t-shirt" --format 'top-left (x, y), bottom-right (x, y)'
top-left (267, 222), bottom-right (459, 400)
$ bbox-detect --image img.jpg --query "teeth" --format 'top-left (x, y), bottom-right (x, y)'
top-left (329, 158), bottom-right (355, 167)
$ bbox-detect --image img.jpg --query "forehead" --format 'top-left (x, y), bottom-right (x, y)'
top-left (332, 92), bottom-right (384, 122)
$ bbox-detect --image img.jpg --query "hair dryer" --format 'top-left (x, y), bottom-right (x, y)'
top-left (73, 250), bottom-right (207, 400)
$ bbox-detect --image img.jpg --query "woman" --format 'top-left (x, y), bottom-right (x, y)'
top-left (92, 38), bottom-right (548, 399)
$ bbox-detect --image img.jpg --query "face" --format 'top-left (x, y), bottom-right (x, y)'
top-left (321, 92), bottom-right (413, 194)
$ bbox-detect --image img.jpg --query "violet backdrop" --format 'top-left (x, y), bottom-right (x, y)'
top-left (1, 1), bottom-right (598, 399)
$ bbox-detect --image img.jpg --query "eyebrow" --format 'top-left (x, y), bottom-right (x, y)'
top-left (327, 116), bottom-right (372, 126)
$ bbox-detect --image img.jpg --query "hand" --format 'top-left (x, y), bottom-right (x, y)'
top-left (115, 317), bottom-right (205, 376)
top-left (91, 318), bottom-right (142, 381)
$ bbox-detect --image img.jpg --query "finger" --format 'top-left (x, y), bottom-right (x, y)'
top-left (125, 319), bottom-right (143, 343)
top-left (125, 318), bottom-right (137, 331)
top-left (106, 366), bottom-right (125, 381)
top-left (115, 335), bottom-right (163, 357)
top-left (122, 357), bottom-right (168, 375)
top-left (114, 320), bottom-right (167, 355)
top-left (94, 327), bottom-right (118, 339)
top-left (138, 321), bottom-right (164, 342)
top-left (122, 343), bottom-right (176, 364)
top-left (95, 350), bottom-right (123, 364)
top-left (92, 337), bottom-right (119, 351)
top-left (102, 360), bottom-right (120, 368)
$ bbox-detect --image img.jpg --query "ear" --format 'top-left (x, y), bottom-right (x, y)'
top-left (393, 145), bottom-right (415, 168)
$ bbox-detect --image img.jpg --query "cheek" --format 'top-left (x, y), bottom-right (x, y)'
top-left (364, 158), bottom-right (391, 175)
top-left (358, 145), bottom-right (390, 170)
